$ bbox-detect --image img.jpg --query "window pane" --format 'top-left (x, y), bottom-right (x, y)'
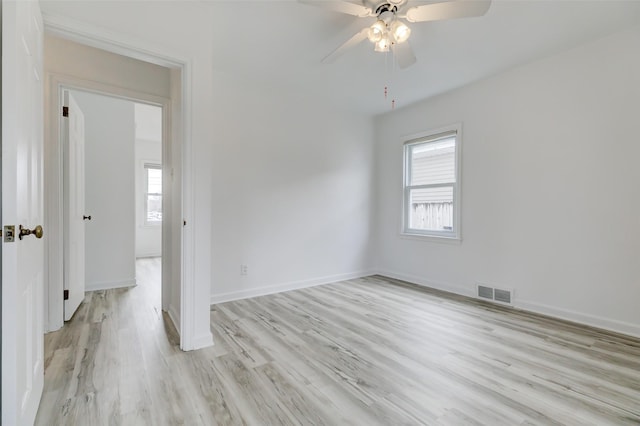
top-left (147, 167), bottom-right (162, 194)
top-left (147, 195), bottom-right (162, 223)
top-left (409, 186), bottom-right (453, 231)
top-left (410, 137), bottom-right (455, 186)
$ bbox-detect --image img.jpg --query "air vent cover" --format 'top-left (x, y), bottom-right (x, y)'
top-left (476, 283), bottom-right (513, 305)
top-left (477, 285), bottom-right (494, 300)
top-left (494, 288), bottom-right (512, 304)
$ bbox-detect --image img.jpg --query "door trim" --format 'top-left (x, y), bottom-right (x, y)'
top-left (41, 12), bottom-right (211, 349)
top-left (46, 75), bottom-right (172, 328)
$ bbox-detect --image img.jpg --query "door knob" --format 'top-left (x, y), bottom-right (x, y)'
top-left (83, 215), bottom-right (92, 221)
top-left (19, 225), bottom-right (43, 240)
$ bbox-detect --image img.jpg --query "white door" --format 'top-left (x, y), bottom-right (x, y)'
top-left (2, 0), bottom-right (45, 424)
top-left (63, 91), bottom-right (86, 320)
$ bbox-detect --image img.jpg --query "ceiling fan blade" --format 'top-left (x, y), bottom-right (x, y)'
top-left (322, 27), bottom-right (370, 64)
top-left (405, 0), bottom-right (491, 23)
top-left (298, 0), bottom-right (372, 17)
top-left (393, 42), bottom-right (417, 69)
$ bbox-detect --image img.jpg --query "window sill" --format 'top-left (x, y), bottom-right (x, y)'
top-left (399, 232), bottom-right (462, 245)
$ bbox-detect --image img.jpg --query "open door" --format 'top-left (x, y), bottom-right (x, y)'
top-left (2, 0), bottom-right (45, 424)
top-left (63, 91), bottom-right (86, 320)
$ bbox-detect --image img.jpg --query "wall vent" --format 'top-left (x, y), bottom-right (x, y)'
top-left (477, 285), bottom-right (494, 300)
top-left (494, 288), bottom-right (512, 304)
top-left (476, 284), bottom-right (513, 305)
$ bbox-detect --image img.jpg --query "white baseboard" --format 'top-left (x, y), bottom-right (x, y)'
top-left (374, 269), bottom-right (474, 298)
top-left (168, 304), bottom-right (180, 333)
top-left (375, 269), bottom-right (640, 339)
top-left (516, 300), bottom-right (640, 340)
top-left (85, 278), bottom-right (136, 292)
top-left (210, 270), bottom-right (374, 305)
top-left (167, 305), bottom-right (213, 351)
top-left (135, 253), bottom-right (161, 259)
top-left (189, 333), bottom-right (214, 351)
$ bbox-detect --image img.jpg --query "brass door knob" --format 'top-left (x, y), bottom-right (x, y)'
top-left (19, 225), bottom-right (43, 240)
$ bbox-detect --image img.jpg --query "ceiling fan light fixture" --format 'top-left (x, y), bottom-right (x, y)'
top-left (390, 20), bottom-right (411, 43)
top-left (374, 36), bottom-right (391, 52)
top-left (367, 20), bottom-right (386, 43)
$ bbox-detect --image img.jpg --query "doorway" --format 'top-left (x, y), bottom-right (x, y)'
top-left (42, 31), bottom-right (208, 351)
top-left (135, 103), bottom-right (163, 261)
top-left (44, 68), bottom-right (177, 338)
top-left (134, 102), bottom-right (164, 310)
top-left (60, 90), bottom-right (164, 321)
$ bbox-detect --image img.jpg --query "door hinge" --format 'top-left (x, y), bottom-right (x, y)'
top-left (62, 106), bottom-right (69, 117)
top-left (63, 290), bottom-right (69, 300)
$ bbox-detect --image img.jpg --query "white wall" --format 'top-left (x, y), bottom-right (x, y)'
top-left (374, 25), bottom-right (640, 337)
top-left (41, 2), bottom-right (640, 343)
top-left (42, 4), bottom-right (375, 313)
top-left (209, 72), bottom-right (375, 302)
top-left (45, 36), bottom-right (171, 97)
top-left (71, 91), bottom-right (136, 291)
top-left (135, 139), bottom-right (162, 258)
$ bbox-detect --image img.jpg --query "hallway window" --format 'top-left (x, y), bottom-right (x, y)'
top-left (145, 164), bottom-right (162, 225)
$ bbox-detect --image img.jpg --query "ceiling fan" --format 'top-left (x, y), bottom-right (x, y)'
top-left (300, 0), bottom-right (491, 69)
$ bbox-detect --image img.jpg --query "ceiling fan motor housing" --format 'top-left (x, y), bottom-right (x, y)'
top-left (363, 0), bottom-right (406, 16)
top-left (378, 8), bottom-right (397, 23)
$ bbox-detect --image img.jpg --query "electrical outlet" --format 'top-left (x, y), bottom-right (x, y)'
top-left (240, 264), bottom-right (248, 276)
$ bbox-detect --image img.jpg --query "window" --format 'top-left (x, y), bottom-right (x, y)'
top-left (144, 164), bottom-right (162, 225)
top-left (403, 125), bottom-right (460, 239)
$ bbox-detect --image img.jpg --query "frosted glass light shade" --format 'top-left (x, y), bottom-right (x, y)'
top-left (367, 20), bottom-right (386, 43)
top-left (375, 36), bottom-right (391, 52)
top-left (390, 20), bottom-right (411, 43)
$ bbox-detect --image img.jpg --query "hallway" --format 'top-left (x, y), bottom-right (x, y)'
top-left (35, 258), bottom-right (183, 424)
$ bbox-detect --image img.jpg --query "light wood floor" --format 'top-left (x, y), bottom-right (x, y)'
top-left (36, 259), bottom-right (640, 425)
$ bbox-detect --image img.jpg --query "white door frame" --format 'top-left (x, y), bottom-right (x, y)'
top-left (45, 75), bottom-right (172, 326)
top-left (42, 17), bottom-right (202, 350)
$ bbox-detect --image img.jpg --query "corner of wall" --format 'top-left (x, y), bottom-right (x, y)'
top-left (168, 303), bottom-right (180, 334)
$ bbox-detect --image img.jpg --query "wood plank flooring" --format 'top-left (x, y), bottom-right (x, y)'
top-left (36, 259), bottom-right (640, 425)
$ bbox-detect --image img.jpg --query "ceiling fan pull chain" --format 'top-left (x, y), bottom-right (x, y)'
top-left (387, 48), bottom-right (397, 110)
top-left (380, 49), bottom-right (397, 110)
top-left (391, 47), bottom-right (396, 109)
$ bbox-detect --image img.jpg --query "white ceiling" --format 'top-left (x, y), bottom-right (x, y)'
top-left (41, 1), bottom-right (640, 116)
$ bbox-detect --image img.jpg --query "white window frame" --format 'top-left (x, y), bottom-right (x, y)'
top-left (402, 123), bottom-right (461, 240)
top-left (144, 163), bottom-right (162, 227)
